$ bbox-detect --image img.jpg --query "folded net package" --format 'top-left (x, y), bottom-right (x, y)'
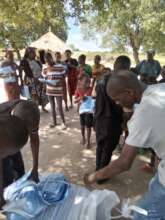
top-left (2, 172), bottom-right (120, 220)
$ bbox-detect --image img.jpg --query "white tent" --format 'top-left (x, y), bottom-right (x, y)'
top-left (30, 31), bottom-right (69, 52)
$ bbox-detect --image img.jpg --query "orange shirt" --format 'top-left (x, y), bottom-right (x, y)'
top-left (92, 64), bottom-right (104, 80)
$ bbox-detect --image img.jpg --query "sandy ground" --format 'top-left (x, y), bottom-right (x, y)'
top-left (0, 106), bottom-right (153, 219)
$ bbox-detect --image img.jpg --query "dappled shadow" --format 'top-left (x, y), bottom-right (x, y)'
top-left (22, 106), bottom-right (153, 215)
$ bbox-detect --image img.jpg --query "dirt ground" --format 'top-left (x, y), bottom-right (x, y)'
top-left (0, 106), bottom-right (153, 219)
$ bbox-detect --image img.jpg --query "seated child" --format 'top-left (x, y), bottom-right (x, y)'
top-left (75, 74), bottom-right (94, 148)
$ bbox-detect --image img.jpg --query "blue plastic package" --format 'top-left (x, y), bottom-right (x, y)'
top-left (3, 173), bottom-right (70, 219)
top-left (79, 96), bottom-right (95, 115)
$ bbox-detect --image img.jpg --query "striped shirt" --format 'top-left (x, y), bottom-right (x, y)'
top-left (44, 64), bottom-right (67, 96)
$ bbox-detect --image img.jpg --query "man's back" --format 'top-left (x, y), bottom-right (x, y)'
top-left (95, 74), bottom-right (123, 125)
top-left (126, 83), bottom-right (165, 187)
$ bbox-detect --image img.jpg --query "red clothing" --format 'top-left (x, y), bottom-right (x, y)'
top-left (75, 87), bottom-right (92, 98)
top-left (65, 59), bottom-right (78, 96)
top-left (68, 67), bottom-right (78, 96)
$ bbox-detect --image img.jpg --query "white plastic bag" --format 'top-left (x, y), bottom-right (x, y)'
top-left (21, 85), bottom-right (31, 99)
top-left (33, 184), bottom-right (120, 220)
top-left (4, 172), bottom-right (120, 220)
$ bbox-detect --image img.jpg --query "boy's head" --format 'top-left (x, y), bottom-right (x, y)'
top-left (24, 47), bottom-right (36, 60)
top-left (65, 50), bottom-right (72, 60)
top-left (77, 74), bottom-right (91, 91)
top-left (147, 49), bottom-right (155, 61)
top-left (55, 52), bottom-right (62, 62)
top-left (12, 101), bottom-right (40, 134)
top-left (113, 55), bottom-right (131, 72)
top-left (44, 52), bottom-right (54, 66)
top-left (5, 50), bottom-right (14, 61)
top-left (94, 55), bottom-right (101, 65)
top-left (0, 115), bottom-right (28, 159)
top-left (78, 54), bottom-right (86, 65)
top-left (102, 67), bottom-right (111, 75)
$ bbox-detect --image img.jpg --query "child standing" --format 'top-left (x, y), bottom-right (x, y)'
top-left (43, 52), bottom-right (66, 129)
top-left (75, 74), bottom-right (94, 149)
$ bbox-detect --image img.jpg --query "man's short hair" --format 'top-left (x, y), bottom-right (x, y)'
top-left (44, 52), bottom-right (53, 61)
top-left (13, 101), bottom-right (40, 134)
top-left (147, 49), bottom-right (155, 55)
top-left (79, 54), bottom-right (86, 61)
top-left (78, 73), bottom-right (90, 86)
top-left (95, 55), bottom-right (101, 60)
top-left (65, 49), bottom-right (72, 54)
top-left (114, 55), bottom-right (131, 72)
top-left (0, 115), bottom-right (29, 149)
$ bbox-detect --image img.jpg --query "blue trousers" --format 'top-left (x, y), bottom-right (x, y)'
top-left (134, 173), bottom-right (165, 220)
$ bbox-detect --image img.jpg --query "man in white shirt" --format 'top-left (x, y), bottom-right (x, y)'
top-left (84, 70), bottom-right (165, 219)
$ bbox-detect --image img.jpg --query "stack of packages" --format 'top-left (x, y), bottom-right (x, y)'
top-left (2, 172), bottom-right (119, 220)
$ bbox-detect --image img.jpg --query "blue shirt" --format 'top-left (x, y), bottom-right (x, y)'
top-left (136, 60), bottom-right (161, 77)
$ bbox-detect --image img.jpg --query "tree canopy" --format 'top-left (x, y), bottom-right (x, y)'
top-left (80, 0), bottom-right (165, 63)
top-left (0, 0), bottom-right (165, 62)
top-left (0, 0), bottom-right (68, 58)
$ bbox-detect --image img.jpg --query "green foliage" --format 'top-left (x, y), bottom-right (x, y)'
top-left (80, 0), bottom-right (165, 63)
top-left (0, 0), bottom-right (68, 53)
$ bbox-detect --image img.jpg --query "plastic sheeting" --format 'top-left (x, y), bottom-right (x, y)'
top-left (3, 172), bottom-right (70, 219)
top-left (79, 96), bottom-right (95, 114)
top-left (3, 172), bottom-right (120, 220)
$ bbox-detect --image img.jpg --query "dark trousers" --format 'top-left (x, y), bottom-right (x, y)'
top-left (3, 151), bottom-right (25, 187)
top-left (48, 96), bottom-right (65, 124)
top-left (95, 118), bottom-right (122, 171)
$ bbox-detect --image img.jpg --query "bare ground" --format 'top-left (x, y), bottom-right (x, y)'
top-left (0, 106), bottom-right (153, 219)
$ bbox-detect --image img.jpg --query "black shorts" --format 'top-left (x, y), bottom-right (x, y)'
top-left (80, 113), bottom-right (93, 128)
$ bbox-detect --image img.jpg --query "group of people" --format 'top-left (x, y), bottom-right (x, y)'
top-left (1, 48), bottom-right (165, 219)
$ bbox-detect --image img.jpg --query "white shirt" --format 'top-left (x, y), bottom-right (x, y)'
top-left (0, 66), bottom-right (16, 83)
top-left (28, 60), bottom-right (42, 78)
top-left (126, 83), bottom-right (165, 187)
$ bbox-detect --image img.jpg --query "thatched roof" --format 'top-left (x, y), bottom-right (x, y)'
top-left (30, 31), bottom-right (69, 52)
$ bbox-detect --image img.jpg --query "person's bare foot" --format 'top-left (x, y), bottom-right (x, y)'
top-left (65, 106), bottom-right (69, 112)
top-left (61, 123), bottom-right (67, 130)
top-left (49, 121), bottom-right (59, 128)
top-left (80, 138), bottom-right (86, 145)
top-left (49, 123), bottom-right (56, 128)
top-left (84, 173), bottom-right (96, 186)
top-left (86, 143), bottom-right (91, 149)
top-left (42, 107), bottom-right (49, 113)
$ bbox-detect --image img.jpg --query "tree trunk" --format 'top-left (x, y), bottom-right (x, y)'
top-left (15, 48), bottom-right (21, 61)
top-left (11, 42), bottom-right (21, 61)
top-left (133, 48), bottom-right (140, 65)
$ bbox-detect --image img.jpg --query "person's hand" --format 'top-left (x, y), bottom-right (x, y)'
top-left (33, 77), bottom-right (39, 84)
top-left (82, 96), bottom-right (88, 102)
top-left (84, 173), bottom-right (97, 186)
top-left (28, 169), bottom-right (39, 183)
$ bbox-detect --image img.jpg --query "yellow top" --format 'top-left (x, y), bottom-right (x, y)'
top-left (92, 64), bottom-right (104, 80)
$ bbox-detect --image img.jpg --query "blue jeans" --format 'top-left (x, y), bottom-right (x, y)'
top-left (134, 173), bottom-right (165, 220)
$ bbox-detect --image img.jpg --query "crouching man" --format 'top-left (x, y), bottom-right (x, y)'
top-left (84, 71), bottom-right (165, 219)
top-left (0, 100), bottom-right (40, 207)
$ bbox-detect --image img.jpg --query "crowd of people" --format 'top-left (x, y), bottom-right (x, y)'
top-left (0, 47), bottom-right (165, 219)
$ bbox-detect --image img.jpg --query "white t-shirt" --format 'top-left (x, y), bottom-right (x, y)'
top-left (126, 83), bottom-right (165, 187)
top-left (28, 60), bottom-right (42, 78)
